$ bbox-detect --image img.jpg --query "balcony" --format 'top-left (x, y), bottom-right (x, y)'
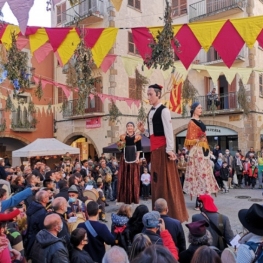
top-left (189, 0), bottom-right (246, 22)
top-left (63, 97), bottom-right (103, 118)
top-left (194, 46), bottom-right (246, 65)
top-left (62, 0), bottom-right (104, 27)
top-left (196, 92), bottom-right (243, 115)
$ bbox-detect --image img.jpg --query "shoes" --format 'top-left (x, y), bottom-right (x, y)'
top-left (105, 203), bottom-right (109, 207)
top-left (99, 218), bottom-right (108, 222)
top-left (194, 207), bottom-right (200, 211)
top-left (110, 199), bottom-right (115, 202)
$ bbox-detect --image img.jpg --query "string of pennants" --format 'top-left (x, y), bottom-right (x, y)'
top-left (1, 15), bottom-right (263, 70)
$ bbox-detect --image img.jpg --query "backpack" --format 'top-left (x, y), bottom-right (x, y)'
top-left (115, 227), bottom-right (132, 255)
top-left (246, 241), bottom-right (263, 263)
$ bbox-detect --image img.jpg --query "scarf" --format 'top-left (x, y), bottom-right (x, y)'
top-left (236, 157), bottom-right (242, 166)
top-left (0, 234), bottom-right (9, 253)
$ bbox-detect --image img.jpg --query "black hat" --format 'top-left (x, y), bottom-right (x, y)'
top-left (149, 84), bottom-right (163, 90)
top-left (185, 220), bottom-right (209, 237)
top-left (238, 204), bottom-right (263, 236)
top-left (190, 102), bottom-right (200, 117)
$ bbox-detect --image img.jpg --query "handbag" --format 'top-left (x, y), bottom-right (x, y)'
top-left (233, 172), bottom-right (238, 184)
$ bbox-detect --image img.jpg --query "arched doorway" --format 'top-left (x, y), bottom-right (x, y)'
top-left (64, 133), bottom-right (98, 161)
top-left (0, 137), bottom-right (28, 165)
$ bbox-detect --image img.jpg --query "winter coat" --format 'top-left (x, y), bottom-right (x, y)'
top-left (30, 229), bottom-right (69, 263)
top-left (25, 201), bottom-right (47, 255)
top-left (220, 167), bottom-right (230, 181)
top-left (70, 247), bottom-right (94, 263)
top-left (179, 244), bottom-right (202, 263)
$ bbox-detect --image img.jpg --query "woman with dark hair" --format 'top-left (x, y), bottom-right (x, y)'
top-left (70, 228), bottom-right (94, 263)
top-left (117, 122), bottom-right (142, 204)
top-left (183, 102), bottom-right (219, 208)
top-left (129, 233), bottom-right (152, 261)
top-left (190, 245), bottom-right (222, 263)
top-left (91, 165), bottom-right (101, 183)
top-left (131, 245), bottom-right (178, 263)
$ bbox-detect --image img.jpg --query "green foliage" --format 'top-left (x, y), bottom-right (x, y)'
top-left (11, 117), bottom-right (37, 130)
top-left (109, 100), bottom-right (122, 124)
top-left (4, 31), bottom-right (30, 91)
top-left (137, 103), bottom-right (147, 123)
top-left (144, 0), bottom-right (180, 71)
top-left (28, 101), bottom-right (36, 114)
top-left (69, 0), bottom-right (79, 6)
top-left (34, 78), bottom-right (43, 101)
top-left (237, 79), bottom-right (250, 115)
top-left (0, 119), bottom-right (6, 132)
top-left (5, 93), bottom-right (13, 111)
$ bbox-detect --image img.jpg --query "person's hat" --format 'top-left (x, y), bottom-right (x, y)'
top-left (185, 220), bottom-right (209, 237)
top-left (238, 203), bottom-right (263, 236)
top-left (97, 177), bottom-right (103, 183)
top-left (142, 211), bottom-right (160, 228)
top-left (198, 195), bottom-right (218, 213)
top-left (68, 185), bottom-right (79, 193)
top-left (149, 84), bottom-right (163, 90)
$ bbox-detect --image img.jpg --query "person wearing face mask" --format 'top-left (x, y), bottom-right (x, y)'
top-left (222, 149), bottom-right (234, 188)
top-left (107, 157), bottom-right (119, 202)
top-left (49, 197), bottom-right (71, 250)
top-left (29, 213), bottom-right (70, 263)
top-left (232, 152), bottom-right (244, 188)
top-left (67, 185), bottom-right (86, 218)
top-left (214, 157), bottom-right (223, 190)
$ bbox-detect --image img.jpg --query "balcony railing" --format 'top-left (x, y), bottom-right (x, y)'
top-left (189, 0), bottom-right (245, 22)
top-left (196, 92), bottom-right (240, 112)
top-left (63, 97), bottom-right (103, 118)
top-left (62, 0), bottom-right (104, 26)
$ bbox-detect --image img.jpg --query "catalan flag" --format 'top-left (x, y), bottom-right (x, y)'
top-left (169, 76), bottom-right (182, 114)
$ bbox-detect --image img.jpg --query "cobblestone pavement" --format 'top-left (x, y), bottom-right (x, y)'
top-left (105, 187), bottom-right (263, 243)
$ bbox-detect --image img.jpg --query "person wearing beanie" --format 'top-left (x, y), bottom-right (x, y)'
top-left (179, 220), bottom-right (213, 263)
top-left (183, 102), bottom-right (220, 209)
top-left (137, 84), bottom-right (188, 222)
top-left (192, 194), bottom-right (234, 250)
top-left (142, 211), bottom-right (179, 260)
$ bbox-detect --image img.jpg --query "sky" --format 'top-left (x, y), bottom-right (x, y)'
top-left (2, 1), bottom-right (51, 27)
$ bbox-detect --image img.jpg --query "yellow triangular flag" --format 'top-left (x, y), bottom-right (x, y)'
top-left (110, 0), bottom-right (123, 11)
top-left (1, 25), bottom-right (20, 50)
top-left (221, 68), bottom-right (237, 85)
top-left (91, 28), bottom-right (118, 67)
top-left (189, 20), bottom-right (226, 52)
top-left (29, 28), bottom-right (49, 54)
top-left (231, 16), bottom-right (263, 48)
top-left (149, 25), bottom-right (182, 40)
top-left (121, 56), bottom-right (142, 76)
top-left (206, 67), bottom-right (223, 85)
top-left (237, 68), bottom-right (253, 84)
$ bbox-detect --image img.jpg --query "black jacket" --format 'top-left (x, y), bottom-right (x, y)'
top-left (143, 229), bottom-right (163, 245)
top-left (30, 229), bottom-right (69, 263)
top-left (160, 214), bottom-right (186, 253)
top-left (179, 244), bottom-right (203, 263)
top-left (70, 247), bottom-right (94, 263)
top-left (25, 201), bottom-right (47, 255)
top-left (55, 188), bottom-right (69, 201)
top-left (0, 166), bottom-right (7, 180)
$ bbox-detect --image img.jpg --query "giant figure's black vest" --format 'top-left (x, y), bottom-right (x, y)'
top-left (147, 104), bottom-right (165, 136)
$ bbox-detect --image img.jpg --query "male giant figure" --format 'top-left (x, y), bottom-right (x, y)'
top-left (138, 84), bottom-right (188, 222)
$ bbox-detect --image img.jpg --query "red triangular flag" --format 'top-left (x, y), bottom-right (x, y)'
top-left (82, 28), bottom-right (104, 48)
top-left (25, 26), bottom-right (40, 36)
top-left (45, 27), bottom-right (71, 51)
top-left (257, 29), bottom-right (263, 49)
top-left (212, 20), bottom-right (244, 68)
top-left (0, 24), bottom-right (7, 42)
top-left (173, 25), bottom-right (201, 69)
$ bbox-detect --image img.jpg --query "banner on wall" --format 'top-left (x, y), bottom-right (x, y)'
top-left (86, 117), bottom-right (101, 129)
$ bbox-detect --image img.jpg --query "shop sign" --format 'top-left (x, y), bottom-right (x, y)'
top-left (229, 115), bottom-right (241, 121)
top-left (86, 117), bottom-right (101, 129)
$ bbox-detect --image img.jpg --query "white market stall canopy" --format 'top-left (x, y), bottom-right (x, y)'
top-left (12, 138), bottom-right (80, 158)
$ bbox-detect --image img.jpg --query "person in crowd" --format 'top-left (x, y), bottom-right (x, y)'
top-left (55, 180), bottom-right (69, 200)
top-left (63, 152), bottom-right (72, 163)
top-left (140, 158), bottom-right (149, 176)
top-left (129, 233), bottom-right (151, 261)
top-left (137, 84), bottom-right (188, 222)
top-left (142, 211), bottom-right (178, 260)
top-left (232, 151), bottom-right (244, 188)
top-left (43, 178), bottom-right (55, 192)
top-left (99, 160), bottom-right (114, 201)
top-left (220, 161), bottom-right (230, 193)
top-left (214, 156), bottom-right (223, 190)
top-left (64, 159), bottom-right (73, 176)
top-left (107, 157), bottom-right (119, 201)
top-left (67, 185), bottom-right (85, 218)
top-left (222, 149), bottom-right (233, 188)
top-left (99, 153), bottom-right (107, 163)
top-left (245, 147), bottom-right (255, 158)
top-left (32, 162), bottom-right (45, 181)
top-left (25, 190), bottom-right (49, 256)
top-left (248, 160), bottom-right (258, 189)
top-left (190, 245), bottom-right (222, 263)
top-left (96, 181), bottom-right (107, 222)
top-left (0, 158), bottom-right (7, 180)
top-left (80, 160), bottom-right (89, 178)
top-left (68, 175), bottom-right (88, 202)
top-left (207, 88), bottom-right (220, 109)
top-left (131, 245), bottom-right (178, 263)
top-left (30, 213), bottom-right (69, 263)
top-left (15, 166), bottom-right (23, 176)
top-left (123, 204), bottom-right (149, 244)
top-left (179, 220), bottom-right (213, 263)
top-left (177, 154), bottom-right (187, 189)
top-left (243, 157), bottom-right (251, 188)
top-left (111, 204), bottom-right (131, 238)
top-left (70, 228), bottom-right (94, 263)
top-left (192, 194), bottom-right (234, 250)
top-left (77, 201), bottom-right (115, 263)
top-left (154, 198), bottom-right (186, 253)
top-left (50, 197), bottom-right (70, 248)
top-left (102, 246), bottom-right (129, 263)
top-left (23, 166), bottom-right (32, 178)
top-left (213, 145), bottom-right (222, 161)
top-left (183, 102), bottom-right (219, 209)
top-left (91, 165), bottom-right (101, 183)
top-left (141, 167), bottom-right (151, 201)
top-left (232, 203), bottom-right (263, 263)
top-left (257, 151), bottom-right (263, 189)
top-left (11, 175), bottom-right (25, 193)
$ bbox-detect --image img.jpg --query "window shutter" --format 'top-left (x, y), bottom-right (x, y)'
top-left (128, 0), bottom-right (134, 6)
top-left (135, 0), bottom-right (140, 9)
top-left (57, 5), bottom-right (61, 24)
top-left (129, 78), bottom-right (137, 100)
top-left (260, 74), bottom-right (263, 96)
top-left (62, 2), bottom-right (66, 23)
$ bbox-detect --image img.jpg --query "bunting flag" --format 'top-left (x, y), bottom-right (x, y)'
top-left (110, 0), bottom-right (123, 11)
top-left (34, 42), bottom-right (53, 63)
top-left (16, 36), bottom-right (29, 50)
top-left (169, 75), bottom-right (182, 114)
top-left (101, 54), bottom-right (117, 73)
top-left (257, 29), bottom-right (263, 48)
top-left (29, 28), bottom-right (49, 54)
top-left (45, 28), bottom-right (71, 52)
top-left (1, 25), bottom-right (20, 49)
top-left (82, 28), bottom-right (104, 48)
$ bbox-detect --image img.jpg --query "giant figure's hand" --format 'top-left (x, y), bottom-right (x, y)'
top-left (167, 151), bottom-right (177, 161)
top-left (137, 121), bottom-right (145, 133)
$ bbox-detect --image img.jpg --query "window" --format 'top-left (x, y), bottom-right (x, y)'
top-left (58, 87), bottom-right (65, 103)
top-left (57, 2), bottom-right (66, 25)
top-left (172, 0), bottom-right (187, 17)
top-left (207, 46), bottom-right (221, 62)
top-left (260, 74), bottom-right (263, 97)
top-left (128, 32), bottom-right (140, 55)
top-left (128, 0), bottom-right (141, 10)
top-left (0, 109), bottom-right (4, 125)
top-left (129, 78), bottom-right (142, 100)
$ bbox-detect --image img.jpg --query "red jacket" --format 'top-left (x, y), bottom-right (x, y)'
top-left (160, 230), bottom-right (179, 260)
top-left (248, 165), bottom-right (258, 178)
